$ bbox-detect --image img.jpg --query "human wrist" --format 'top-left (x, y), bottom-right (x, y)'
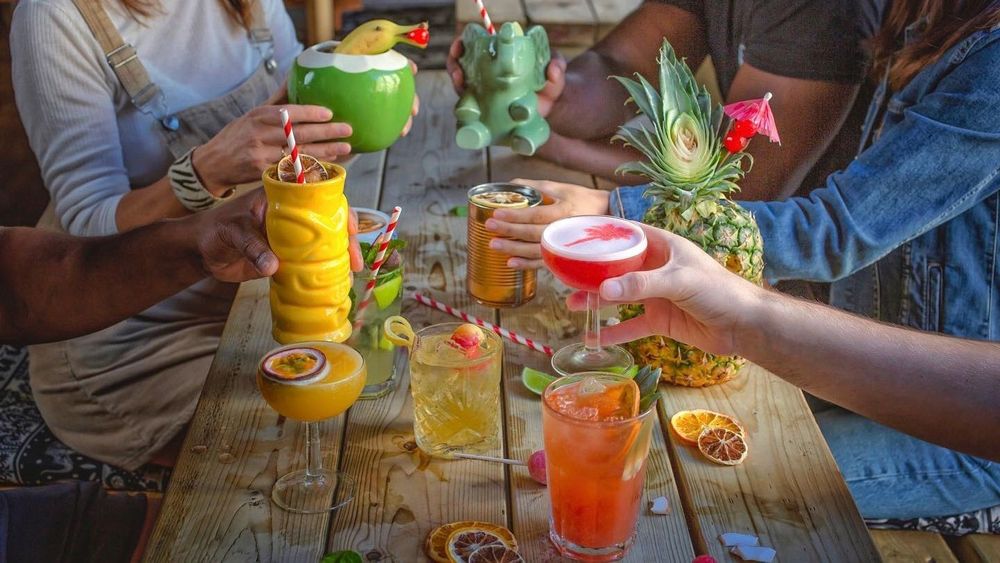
top-left (729, 283), bottom-right (776, 359)
top-left (190, 144), bottom-right (228, 197)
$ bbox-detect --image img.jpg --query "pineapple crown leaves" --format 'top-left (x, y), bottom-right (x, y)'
top-left (612, 40), bottom-right (752, 221)
top-left (635, 365), bottom-right (662, 413)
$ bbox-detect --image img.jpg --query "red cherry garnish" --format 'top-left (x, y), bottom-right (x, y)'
top-left (732, 118), bottom-right (757, 138)
top-left (407, 27), bottom-right (430, 46)
top-left (723, 133), bottom-right (749, 153)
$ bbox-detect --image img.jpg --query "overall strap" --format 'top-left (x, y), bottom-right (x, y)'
top-left (70, 0), bottom-right (171, 123)
top-left (247, 0), bottom-right (278, 73)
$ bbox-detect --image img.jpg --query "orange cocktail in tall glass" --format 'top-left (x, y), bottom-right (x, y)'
top-left (542, 373), bottom-right (655, 561)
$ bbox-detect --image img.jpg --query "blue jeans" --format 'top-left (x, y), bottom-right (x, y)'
top-left (815, 404), bottom-right (1000, 519)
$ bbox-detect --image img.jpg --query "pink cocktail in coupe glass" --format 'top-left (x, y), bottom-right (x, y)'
top-left (541, 216), bottom-right (647, 376)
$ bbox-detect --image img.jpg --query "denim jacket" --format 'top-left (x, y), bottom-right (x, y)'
top-left (611, 24), bottom-right (1000, 340)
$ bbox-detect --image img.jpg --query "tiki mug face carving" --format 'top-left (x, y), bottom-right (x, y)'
top-left (455, 22), bottom-right (551, 156)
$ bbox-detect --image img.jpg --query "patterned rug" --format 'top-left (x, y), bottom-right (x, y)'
top-left (0, 345), bottom-right (168, 492)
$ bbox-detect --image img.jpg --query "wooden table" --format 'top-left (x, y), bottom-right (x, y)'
top-left (144, 71), bottom-right (880, 562)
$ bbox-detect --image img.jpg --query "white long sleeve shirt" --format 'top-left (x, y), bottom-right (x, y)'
top-left (11, 0), bottom-right (301, 235)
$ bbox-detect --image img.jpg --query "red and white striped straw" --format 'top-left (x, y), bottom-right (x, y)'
top-left (472, 0), bottom-right (496, 35)
top-left (279, 108), bottom-right (305, 184)
top-left (353, 206), bottom-right (403, 329)
top-left (412, 293), bottom-right (554, 356)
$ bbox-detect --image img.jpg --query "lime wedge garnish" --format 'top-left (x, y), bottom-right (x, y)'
top-left (373, 274), bottom-right (402, 309)
top-left (522, 367), bottom-right (557, 396)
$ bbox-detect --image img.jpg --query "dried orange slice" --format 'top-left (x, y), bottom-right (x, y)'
top-left (424, 521), bottom-right (516, 563)
top-left (670, 409), bottom-right (744, 446)
top-left (697, 427), bottom-right (748, 465)
top-left (277, 153), bottom-right (329, 183)
top-left (447, 530), bottom-right (509, 562)
top-left (467, 545), bottom-right (525, 563)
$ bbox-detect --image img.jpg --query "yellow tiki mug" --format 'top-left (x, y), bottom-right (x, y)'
top-left (263, 162), bottom-right (353, 344)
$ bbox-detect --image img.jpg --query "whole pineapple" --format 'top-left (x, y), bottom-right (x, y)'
top-left (613, 40), bottom-right (764, 387)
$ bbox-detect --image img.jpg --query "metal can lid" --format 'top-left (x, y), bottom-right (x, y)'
top-left (468, 183), bottom-right (543, 209)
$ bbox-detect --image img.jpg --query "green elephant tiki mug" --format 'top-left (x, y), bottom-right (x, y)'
top-left (455, 22), bottom-right (551, 156)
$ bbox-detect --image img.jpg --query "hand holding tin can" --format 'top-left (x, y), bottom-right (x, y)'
top-left (467, 183), bottom-right (543, 307)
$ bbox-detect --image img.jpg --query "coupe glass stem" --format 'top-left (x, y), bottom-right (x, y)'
top-left (584, 291), bottom-right (602, 353)
top-left (304, 421), bottom-right (321, 483)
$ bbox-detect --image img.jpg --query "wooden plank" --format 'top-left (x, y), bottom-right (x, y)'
top-left (873, 530), bottom-right (958, 563)
top-left (455, 0), bottom-right (526, 34)
top-left (949, 533), bottom-right (1000, 563)
top-left (144, 280), bottom-right (346, 562)
top-left (490, 147), bottom-right (696, 561)
top-left (523, 0), bottom-right (597, 46)
top-left (660, 365), bottom-right (881, 561)
top-left (343, 150), bottom-right (386, 209)
top-left (325, 71), bottom-right (508, 561)
top-left (590, 0), bottom-right (642, 39)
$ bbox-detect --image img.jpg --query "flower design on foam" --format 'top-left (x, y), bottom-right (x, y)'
top-left (565, 223), bottom-right (634, 247)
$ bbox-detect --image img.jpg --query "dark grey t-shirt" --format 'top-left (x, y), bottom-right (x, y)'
top-left (657, 0), bottom-right (886, 195)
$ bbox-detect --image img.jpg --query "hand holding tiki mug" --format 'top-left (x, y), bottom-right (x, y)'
top-left (455, 22), bottom-right (551, 156)
top-left (263, 161), bottom-right (353, 345)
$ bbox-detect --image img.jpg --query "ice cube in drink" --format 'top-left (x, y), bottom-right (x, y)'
top-left (541, 216), bottom-right (647, 292)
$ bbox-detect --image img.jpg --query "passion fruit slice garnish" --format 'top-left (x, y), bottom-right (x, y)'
top-left (261, 347), bottom-right (328, 385)
top-left (277, 154), bottom-right (330, 183)
top-left (471, 191), bottom-right (530, 209)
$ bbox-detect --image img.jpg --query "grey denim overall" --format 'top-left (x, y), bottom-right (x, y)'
top-left (29, 0), bottom-right (282, 470)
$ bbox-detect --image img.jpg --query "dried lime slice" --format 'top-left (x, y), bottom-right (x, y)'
top-left (277, 154), bottom-right (329, 183)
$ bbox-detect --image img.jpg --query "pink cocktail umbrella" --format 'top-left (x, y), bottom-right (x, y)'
top-left (723, 92), bottom-right (780, 144)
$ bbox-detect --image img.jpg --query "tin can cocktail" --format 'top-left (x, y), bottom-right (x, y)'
top-left (386, 318), bottom-right (503, 458)
top-left (263, 161), bottom-right (353, 344)
top-left (467, 183), bottom-right (542, 307)
top-left (542, 373), bottom-right (655, 561)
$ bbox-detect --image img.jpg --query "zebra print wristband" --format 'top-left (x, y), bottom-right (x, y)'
top-left (168, 148), bottom-right (233, 212)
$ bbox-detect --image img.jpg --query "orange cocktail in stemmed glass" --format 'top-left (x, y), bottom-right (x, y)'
top-left (541, 216), bottom-right (647, 376)
top-left (542, 373), bottom-right (655, 561)
top-left (257, 342), bottom-right (366, 513)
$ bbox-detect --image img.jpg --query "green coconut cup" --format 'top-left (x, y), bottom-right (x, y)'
top-left (289, 42), bottom-right (415, 154)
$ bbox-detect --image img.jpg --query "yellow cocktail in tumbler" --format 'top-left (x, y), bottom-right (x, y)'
top-left (263, 160), bottom-right (353, 344)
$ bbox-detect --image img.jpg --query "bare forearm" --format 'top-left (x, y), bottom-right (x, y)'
top-left (738, 291), bottom-right (1000, 461)
top-left (549, 3), bottom-right (707, 139)
top-left (0, 222), bottom-right (205, 344)
top-left (116, 176), bottom-right (190, 232)
top-left (537, 133), bottom-right (647, 183)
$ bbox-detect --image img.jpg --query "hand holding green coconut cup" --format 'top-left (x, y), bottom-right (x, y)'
top-left (288, 40), bottom-right (423, 153)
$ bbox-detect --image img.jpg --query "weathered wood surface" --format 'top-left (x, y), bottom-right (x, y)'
top-left (873, 530), bottom-right (958, 563)
top-left (949, 533), bottom-right (1000, 563)
top-left (659, 366), bottom-right (882, 562)
top-left (522, 0), bottom-right (597, 46)
top-left (147, 71), bottom-right (879, 563)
